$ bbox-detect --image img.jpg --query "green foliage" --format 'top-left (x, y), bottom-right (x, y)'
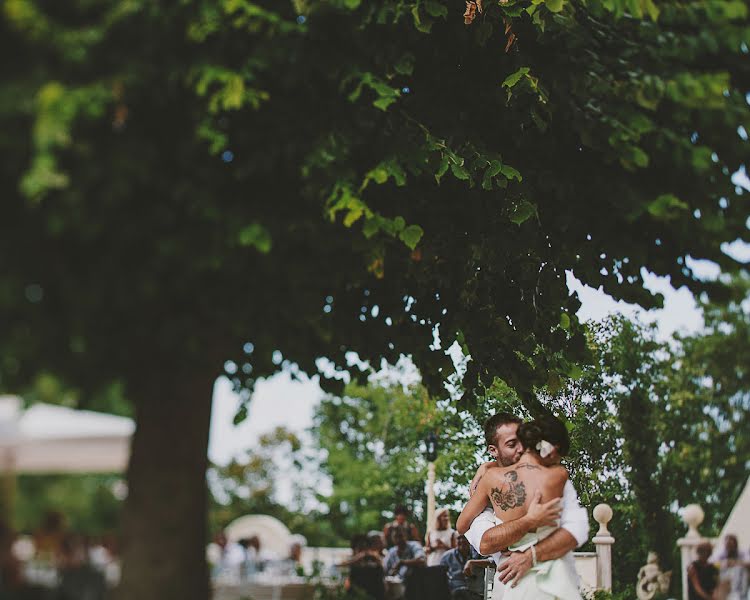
top-left (208, 426), bottom-right (342, 546)
top-left (1, 0), bottom-right (746, 411)
top-left (14, 474), bottom-right (123, 535)
top-left (545, 303), bottom-right (749, 594)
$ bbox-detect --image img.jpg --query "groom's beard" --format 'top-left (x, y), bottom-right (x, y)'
top-left (497, 455), bottom-right (518, 467)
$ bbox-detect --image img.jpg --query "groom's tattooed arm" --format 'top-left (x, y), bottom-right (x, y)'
top-left (478, 490), bottom-right (562, 555)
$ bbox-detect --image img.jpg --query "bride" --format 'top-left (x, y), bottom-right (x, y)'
top-left (456, 416), bottom-right (582, 600)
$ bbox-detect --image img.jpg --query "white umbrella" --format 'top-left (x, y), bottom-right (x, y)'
top-left (0, 395), bottom-right (134, 474)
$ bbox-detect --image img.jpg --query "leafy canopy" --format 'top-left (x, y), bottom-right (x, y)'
top-left (0, 0), bottom-right (747, 407)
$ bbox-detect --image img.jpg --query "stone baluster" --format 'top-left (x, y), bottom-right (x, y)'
top-left (593, 503), bottom-right (614, 591)
top-left (677, 504), bottom-right (706, 600)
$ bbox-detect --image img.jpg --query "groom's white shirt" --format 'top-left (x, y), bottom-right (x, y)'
top-left (464, 480), bottom-right (589, 597)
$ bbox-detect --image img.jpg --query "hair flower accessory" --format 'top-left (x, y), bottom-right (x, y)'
top-left (536, 440), bottom-right (554, 458)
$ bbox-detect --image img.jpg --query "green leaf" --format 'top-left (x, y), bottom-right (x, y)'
top-left (486, 160), bottom-right (504, 178)
top-left (411, 6), bottom-right (433, 32)
top-left (499, 164), bottom-right (522, 181)
top-left (233, 404), bottom-right (248, 425)
top-left (393, 216), bottom-right (406, 232)
top-left (647, 194), bottom-right (688, 220)
top-left (567, 364), bottom-right (583, 380)
top-left (502, 67), bottom-right (530, 89)
top-left (373, 96), bottom-right (397, 111)
top-left (343, 207), bottom-right (364, 227)
top-left (399, 224), bottom-right (424, 249)
top-left (343, 0), bottom-right (361, 8)
top-left (509, 200), bottom-right (536, 225)
top-left (641, 0), bottom-right (659, 20)
top-left (424, 0), bottom-right (448, 18)
top-left (560, 313), bottom-right (571, 330)
top-left (631, 146), bottom-right (649, 168)
top-left (545, 0), bottom-right (565, 12)
top-left (362, 218), bottom-right (379, 239)
top-left (546, 373), bottom-right (562, 394)
top-left (450, 162), bottom-right (470, 181)
top-left (691, 146), bottom-right (713, 173)
top-left (435, 155), bottom-right (450, 183)
top-left (238, 223), bottom-right (272, 253)
top-left (394, 53), bottom-right (416, 76)
top-left (370, 167), bottom-right (389, 184)
top-left (481, 160), bottom-right (503, 190)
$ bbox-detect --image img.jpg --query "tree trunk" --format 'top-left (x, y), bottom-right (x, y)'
top-left (115, 370), bottom-right (215, 600)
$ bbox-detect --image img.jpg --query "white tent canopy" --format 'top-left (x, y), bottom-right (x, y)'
top-left (720, 476), bottom-right (750, 550)
top-left (224, 514), bottom-right (295, 559)
top-left (0, 395), bottom-right (134, 474)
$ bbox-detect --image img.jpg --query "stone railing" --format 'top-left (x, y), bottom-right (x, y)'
top-left (575, 503), bottom-right (614, 593)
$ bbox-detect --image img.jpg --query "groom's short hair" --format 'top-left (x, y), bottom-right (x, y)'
top-left (484, 412), bottom-right (522, 446)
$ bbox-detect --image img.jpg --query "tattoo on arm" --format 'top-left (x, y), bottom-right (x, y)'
top-left (490, 472), bottom-right (527, 511)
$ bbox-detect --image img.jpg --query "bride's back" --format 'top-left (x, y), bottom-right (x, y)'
top-left (482, 457), bottom-right (568, 524)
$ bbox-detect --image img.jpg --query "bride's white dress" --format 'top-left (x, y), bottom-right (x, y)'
top-left (492, 524), bottom-right (582, 600)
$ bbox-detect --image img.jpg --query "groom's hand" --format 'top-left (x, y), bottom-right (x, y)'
top-left (526, 490), bottom-right (562, 529)
top-left (497, 549), bottom-right (533, 587)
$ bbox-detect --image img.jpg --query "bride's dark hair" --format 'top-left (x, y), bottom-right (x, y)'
top-left (517, 415), bottom-right (571, 456)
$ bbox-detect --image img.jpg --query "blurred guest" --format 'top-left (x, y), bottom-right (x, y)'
top-left (56, 534), bottom-right (106, 600)
top-left (425, 508), bottom-right (456, 567)
top-left (339, 533), bottom-right (385, 569)
top-left (278, 537), bottom-right (306, 576)
top-left (347, 534), bottom-right (385, 600)
top-left (237, 537), bottom-right (263, 580)
top-left (57, 534), bottom-right (87, 570)
top-left (383, 506), bottom-right (420, 548)
top-left (87, 536), bottom-right (113, 573)
top-left (207, 532), bottom-right (244, 580)
top-left (33, 511), bottom-right (66, 562)
top-left (366, 531), bottom-right (386, 560)
top-left (0, 520), bottom-right (24, 591)
top-left (713, 534), bottom-right (749, 600)
top-left (688, 542), bottom-right (719, 600)
top-left (337, 534), bottom-right (370, 568)
top-left (440, 535), bottom-right (492, 600)
top-left (384, 529), bottom-right (425, 580)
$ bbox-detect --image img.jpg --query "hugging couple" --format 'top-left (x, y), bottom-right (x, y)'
top-left (455, 412), bottom-right (589, 600)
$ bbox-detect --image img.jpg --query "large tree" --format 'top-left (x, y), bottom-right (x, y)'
top-left (0, 0), bottom-right (747, 597)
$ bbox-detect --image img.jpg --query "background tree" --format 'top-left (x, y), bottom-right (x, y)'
top-left (208, 426), bottom-right (341, 547)
top-left (547, 306), bottom-right (749, 593)
top-left (0, 0), bottom-right (747, 597)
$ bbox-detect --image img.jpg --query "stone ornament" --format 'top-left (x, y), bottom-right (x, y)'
top-left (636, 551), bottom-right (672, 600)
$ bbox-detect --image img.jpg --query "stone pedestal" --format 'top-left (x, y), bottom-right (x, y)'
top-left (677, 504), bottom-right (707, 600)
top-left (593, 503), bottom-right (614, 592)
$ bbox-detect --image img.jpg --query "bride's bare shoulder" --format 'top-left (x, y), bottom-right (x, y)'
top-left (548, 464), bottom-right (570, 482)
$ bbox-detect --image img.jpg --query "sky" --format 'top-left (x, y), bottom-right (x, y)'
top-left (207, 243), bottom-right (750, 469)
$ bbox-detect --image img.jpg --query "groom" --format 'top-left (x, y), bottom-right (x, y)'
top-left (463, 412), bottom-right (589, 595)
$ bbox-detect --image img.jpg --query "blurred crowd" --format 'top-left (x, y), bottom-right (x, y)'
top-left (0, 511), bottom-right (119, 600)
top-left (207, 532), bottom-right (307, 583)
top-left (688, 535), bottom-right (749, 600)
top-left (337, 505), bottom-right (493, 600)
